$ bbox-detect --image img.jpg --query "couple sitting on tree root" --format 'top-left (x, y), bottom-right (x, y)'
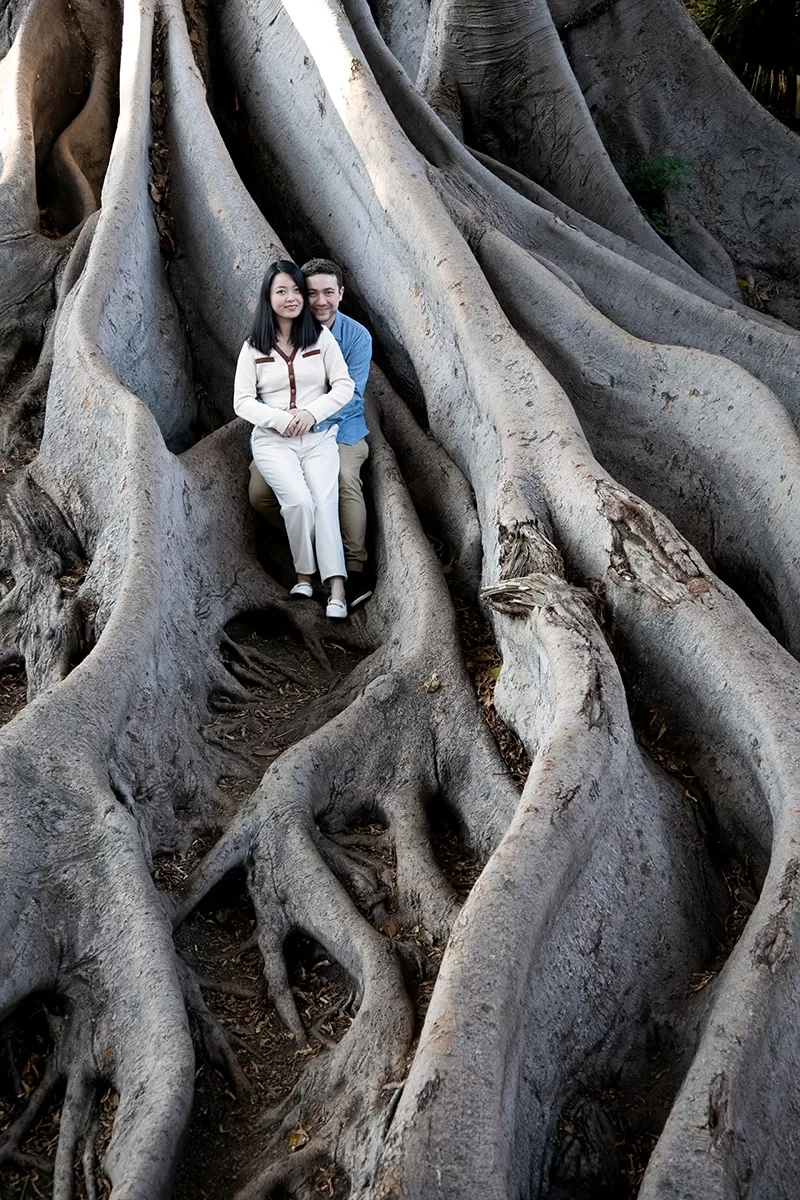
top-left (233, 257), bottom-right (373, 620)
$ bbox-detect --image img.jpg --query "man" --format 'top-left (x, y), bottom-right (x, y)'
top-left (248, 257), bottom-right (373, 609)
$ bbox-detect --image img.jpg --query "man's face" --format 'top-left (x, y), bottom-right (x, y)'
top-left (305, 274), bottom-right (344, 327)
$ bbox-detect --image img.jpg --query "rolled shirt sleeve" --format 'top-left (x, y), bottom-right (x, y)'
top-left (232, 343), bottom-right (293, 433)
top-left (304, 328), bottom-right (355, 423)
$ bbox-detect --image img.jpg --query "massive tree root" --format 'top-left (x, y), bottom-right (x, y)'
top-left (417, 0), bottom-right (674, 259)
top-left (0, 0), bottom-right (119, 386)
top-left (0, 1), bottom-right (329, 1194)
top-left (473, 226), bottom-right (800, 652)
top-left (1, 0), bottom-right (800, 1197)
top-left (175, 409), bottom-right (517, 1196)
top-left (554, 0), bottom-right (800, 324)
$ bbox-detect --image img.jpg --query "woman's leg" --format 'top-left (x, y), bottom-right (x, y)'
top-left (299, 432), bottom-right (346, 587)
top-left (248, 460), bottom-right (282, 529)
top-left (252, 435), bottom-right (317, 576)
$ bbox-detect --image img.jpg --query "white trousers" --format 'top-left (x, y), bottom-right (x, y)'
top-left (251, 427), bottom-right (346, 582)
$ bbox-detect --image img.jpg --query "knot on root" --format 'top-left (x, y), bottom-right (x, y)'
top-left (752, 913), bottom-right (791, 973)
top-left (482, 573), bottom-right (595, 629)
top-left (751, 858), bottom-right (800, 973)
top-left (498, 520), bottom-right (563, 581)
top-left (596, 479), bottom-right (710, 604)
top-left (707, 1071), bottom-right (731, 1148)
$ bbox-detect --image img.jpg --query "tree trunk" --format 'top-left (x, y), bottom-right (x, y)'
top-left (554, 0), bottom-right (800, 324)
top-left (0, 0), bottom-right (799, 1197)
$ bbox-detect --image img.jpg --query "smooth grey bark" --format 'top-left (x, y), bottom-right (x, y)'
top-left (0, 0), bottom-right (799, 1197)
top-left (0, 0), bottom-right (320, 1195)
top-left (0, 0), bottom-right (119, 382)
top-left (371, 0), bottom-right (430, 79)
top-left (210, 2), bottom-right (800, 1196)
top-left (475, 225), bottom-right (800, 653)
top-left (418, 0), bottom-right (677, 259)
top-left (553, 0), bottom-right (800, 325)
top-left (339, 0), bottom-right (800, 429)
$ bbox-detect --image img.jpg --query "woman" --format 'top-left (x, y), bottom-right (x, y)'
top-left (233, 261), bottom-right (354, 618)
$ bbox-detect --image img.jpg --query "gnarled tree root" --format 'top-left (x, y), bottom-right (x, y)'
top-left (2, 0), bottom-right (800, 1195)
top-left (175, 413), bottom-right (517, 1194)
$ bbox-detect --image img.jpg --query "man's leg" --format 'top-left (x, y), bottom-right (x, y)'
top-left (338, 438), bottom-right (369, 572)
top-left (248, 460), bottom-right (283, 530)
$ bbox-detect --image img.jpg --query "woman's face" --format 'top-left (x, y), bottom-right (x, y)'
top-left (270, 272), bottom-right (304, 321)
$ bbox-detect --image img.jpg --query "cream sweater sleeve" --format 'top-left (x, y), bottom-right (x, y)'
top-left (232, 343), bottom-right (293, 433)
top-left (304, 328), bottom-right (355, 422)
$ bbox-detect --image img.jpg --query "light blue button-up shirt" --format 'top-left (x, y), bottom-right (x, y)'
top-left (314, 311), bottom-right (371, 445)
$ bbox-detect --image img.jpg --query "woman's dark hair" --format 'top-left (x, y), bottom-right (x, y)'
top-left (248, 260), bottom-right (321, 354)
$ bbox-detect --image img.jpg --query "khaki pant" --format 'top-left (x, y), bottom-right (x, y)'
top-left (249, 438), bottom-right (369, 572)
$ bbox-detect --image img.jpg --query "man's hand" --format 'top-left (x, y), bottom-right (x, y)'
top-left (283, 409), bottom-right (316, 437)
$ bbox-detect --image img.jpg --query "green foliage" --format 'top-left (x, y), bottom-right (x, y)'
top-left (692, 0), bottom-right (800, 108)
top-left (620, 156), bottom-right (697, 238)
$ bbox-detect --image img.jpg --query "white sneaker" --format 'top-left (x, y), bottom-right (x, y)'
top-left (326, 597), bottom-right (348, 620)
top-left (290, 581), bottom-right (314, 599)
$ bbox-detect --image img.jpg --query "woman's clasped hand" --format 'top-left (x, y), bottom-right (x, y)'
top-left (282, 408), bottom-right (317, 437)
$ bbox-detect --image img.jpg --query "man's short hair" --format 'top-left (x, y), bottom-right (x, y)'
top-left (301, 258), bottom-right (344, 288)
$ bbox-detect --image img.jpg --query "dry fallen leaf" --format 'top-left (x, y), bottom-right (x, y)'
top-left (422, 672), bottom-right (441, 693)
top-left (288, 1126), bottom-right (310, 1152)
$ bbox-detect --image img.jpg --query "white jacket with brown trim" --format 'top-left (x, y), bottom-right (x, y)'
top-left (233, 326), bottom-right (354, 436)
